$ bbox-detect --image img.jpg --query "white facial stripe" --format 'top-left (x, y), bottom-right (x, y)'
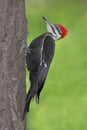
top-left (46, 22), bottom-right (61, 40)
top-left (52, 24), bottom-right (61, 40)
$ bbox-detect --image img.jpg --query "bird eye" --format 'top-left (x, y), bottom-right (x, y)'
top-left (54, 25), bottom-right (62, 35)
top-left (57, 26), bottom-right (62, 35)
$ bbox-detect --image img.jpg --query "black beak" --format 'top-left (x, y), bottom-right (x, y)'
top-left (42, 16), bottom-right (47, 21)
top-left (42, 16), bottom-right (51, 25)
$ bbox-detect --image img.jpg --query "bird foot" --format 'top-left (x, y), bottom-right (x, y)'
top-left (19, 38), bottom-right (30, 54)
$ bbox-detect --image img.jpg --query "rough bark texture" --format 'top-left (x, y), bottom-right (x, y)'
top-left (0, 0), bottom-right (27, 130)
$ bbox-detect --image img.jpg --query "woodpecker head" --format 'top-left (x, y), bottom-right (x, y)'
top-left (43, 17), bottom-right (68, 40)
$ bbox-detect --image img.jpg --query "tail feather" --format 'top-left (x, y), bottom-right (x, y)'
top-left (22, 83), bottom-right (38, 120)
top-left (22, 94), bottom-right (32, 120)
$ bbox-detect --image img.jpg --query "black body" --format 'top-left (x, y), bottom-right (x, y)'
top-left (23, 33), bottom-right (55, 119)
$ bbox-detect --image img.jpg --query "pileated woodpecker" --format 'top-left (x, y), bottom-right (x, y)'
top-left (22, 17), bottom-right (68, 120)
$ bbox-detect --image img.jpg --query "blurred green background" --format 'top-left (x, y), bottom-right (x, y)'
top-left (25, 0), bottom-right (87, 130)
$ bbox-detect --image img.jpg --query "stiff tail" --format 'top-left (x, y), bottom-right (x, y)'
top-left (22, 94), bottom-right (32, 120)
top-left (22, 83), bottom-right (38, 120)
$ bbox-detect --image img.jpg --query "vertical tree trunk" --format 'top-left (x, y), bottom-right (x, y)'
top-left (0, 0), bottom-right (27, 129)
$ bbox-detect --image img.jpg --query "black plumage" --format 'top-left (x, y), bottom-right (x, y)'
top-left (22, 33), bottom-right (55, 119)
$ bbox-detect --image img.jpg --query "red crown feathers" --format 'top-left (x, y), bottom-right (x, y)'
top-left (59, 24), bottom-right (68, 38)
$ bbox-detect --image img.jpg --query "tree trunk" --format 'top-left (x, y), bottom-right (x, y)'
top-left (0, 0), bottom-right (27, 130)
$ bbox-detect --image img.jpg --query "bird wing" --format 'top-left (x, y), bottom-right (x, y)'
top-left (36, 34), bottom-right (55, 103)
top-left (38, 33), bottom-right (55, 87)
top-left (36, 63), bottom-right (48, 103)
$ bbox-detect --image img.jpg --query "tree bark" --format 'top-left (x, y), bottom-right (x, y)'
top-left (0, 0), bottom-right (27, 130)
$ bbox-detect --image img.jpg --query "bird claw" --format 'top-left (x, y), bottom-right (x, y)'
top-left (19, 38), bottom-right (30, 54)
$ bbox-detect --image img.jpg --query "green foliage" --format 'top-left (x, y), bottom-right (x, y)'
top-left (25, 0), bottom-right (87, 130)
